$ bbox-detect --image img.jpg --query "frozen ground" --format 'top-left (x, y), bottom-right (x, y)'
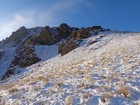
top-left (0, 32), bottom-right (140, 105)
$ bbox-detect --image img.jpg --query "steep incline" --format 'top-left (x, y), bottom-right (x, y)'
top-left (0, 32), bottom-right (139, 105)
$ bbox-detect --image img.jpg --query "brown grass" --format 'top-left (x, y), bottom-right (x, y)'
top-left (117, 86), bottom-right (130, 97)
top-left (33, 86), bottom-right (42, 91)
top-left (65, 95), bottom-right (72, 105)
top-left (56, 82), bottom-right (63, 87)
top-left (77, 83), bottom-right (85, 88)
top-left (83, 93), bottom-right (89, 99)
top-left (90, 79), bottom-right (95, 86)
top-left (8, 87), bottom-right (18, 94)
top-left (102, 93), bottom-right (113, 99)
top-left (85, 73), bottom-right (91, 81)
top-left (35, 75), bottom-right (48, 83)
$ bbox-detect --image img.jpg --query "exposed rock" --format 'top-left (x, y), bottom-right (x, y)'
top-left (10, 56), bottom-right (20, 67)
top-left (38, 26), bottom-right (63, 45)
top-left (3, 26), bottom-right (29, 45)
top-left (59, 39), bottom-right (78, 56)
top-left (0, 51), bottom-right (4, 59)
top-left (17, 46), bottom-right (41, 68)
top-left (1, 68), bottom-right (15, 80)
top-left (59, 23), bottom-right (72, 38)
top-left (90, 26), bottom-right (102, 30)
top-left (1, 46), bottom-right (41, 80)
top-left (38, 26), bottom-right (52, 45)
top-left (19, 56), bottom-right (41, 68)
top-left (72, 28), bottom-right (90, 40)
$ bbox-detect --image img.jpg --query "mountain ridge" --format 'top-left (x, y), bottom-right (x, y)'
top-left (0, 23), bottom-right (108, 80)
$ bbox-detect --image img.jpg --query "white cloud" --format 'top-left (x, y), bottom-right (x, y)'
top-left (0, 11), bottom-right (54, 40)
top-left (0, 0), bottom-right (90, 41)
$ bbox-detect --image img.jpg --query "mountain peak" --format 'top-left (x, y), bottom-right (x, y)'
top-left (0, 24), bottom-right (140, 105)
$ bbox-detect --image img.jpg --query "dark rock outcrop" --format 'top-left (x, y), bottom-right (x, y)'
top-left (17, 46), bottom-right (41, 68)
top-left (38, 26), bottom-right (62, 45)
top-left (38, 26), bottom-right (52, 44)
top-left (72, 28), bottom-right (90, 40)
top-left (59, 39), bottom-right (78, 56)
top-left (0, 51), bottom-right (4, 59)
top-left (2, 68), bottom-right (15, 80)
top-left (59, 23), bottom-right (72, 38)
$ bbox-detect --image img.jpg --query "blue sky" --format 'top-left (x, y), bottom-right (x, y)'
top-left (0, 0), bottom-right (140, 41)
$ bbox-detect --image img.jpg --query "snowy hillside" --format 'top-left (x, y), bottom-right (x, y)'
top-left (0, 31), bottom-right (139, 105)
top-left (0, 47), bottom-right (16, 78)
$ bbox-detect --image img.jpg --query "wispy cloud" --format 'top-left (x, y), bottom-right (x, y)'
top-left (0, 0), bottom-right (91, 40)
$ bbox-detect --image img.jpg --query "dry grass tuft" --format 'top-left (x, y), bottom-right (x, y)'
top-left (27, 75), bottom-right (49, 85)
top-left (117, 86), bottom-right (131, 97)
top-left (33, 86), bottom-right (42, 91)
top-left (8, 87), bottom-right (18, 94)
top-left (65, 95), bottom-right (72, 105)
top-left (77, 83), bottom-right (85, 88)
top-left (28, 81), bottom-right (37, 85)
top-left (83, 93), bottom-right (89, 99)
top-left (90, 79), bottom-right (95, 86)
top-left (0, 83), bottom-right (16, 90)
top-left (102, 93), bottom-right (113, 99)
top-left (85, 73), bottom-right (91, 81)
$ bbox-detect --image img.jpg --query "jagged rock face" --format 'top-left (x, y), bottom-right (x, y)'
top-left (38, 26), bottom-right (62, 45)
top-left (59, 23), bottom-right (72, 38)
top-left (58, 26), bottom-right (104, 55)
top-left (17, 46), bottom-right (41, 68)
top-left (38, 26), bottom-right (52, 44)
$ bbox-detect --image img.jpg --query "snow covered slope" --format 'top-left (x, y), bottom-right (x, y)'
top-left (0, 31), bottom-right (139, 105)
top-left (0, 47), bottom-right (16, 78)
top-left (34, 45), bottom-right (58, 61)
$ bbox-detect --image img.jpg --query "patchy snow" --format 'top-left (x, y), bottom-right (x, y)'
top-left (0, 32), bottom-right (140, 105)
top-left (35, 44), bottom-right (58, 61)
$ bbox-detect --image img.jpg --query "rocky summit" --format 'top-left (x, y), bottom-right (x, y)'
top-left (0, 23), bottom-right (105, 80)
